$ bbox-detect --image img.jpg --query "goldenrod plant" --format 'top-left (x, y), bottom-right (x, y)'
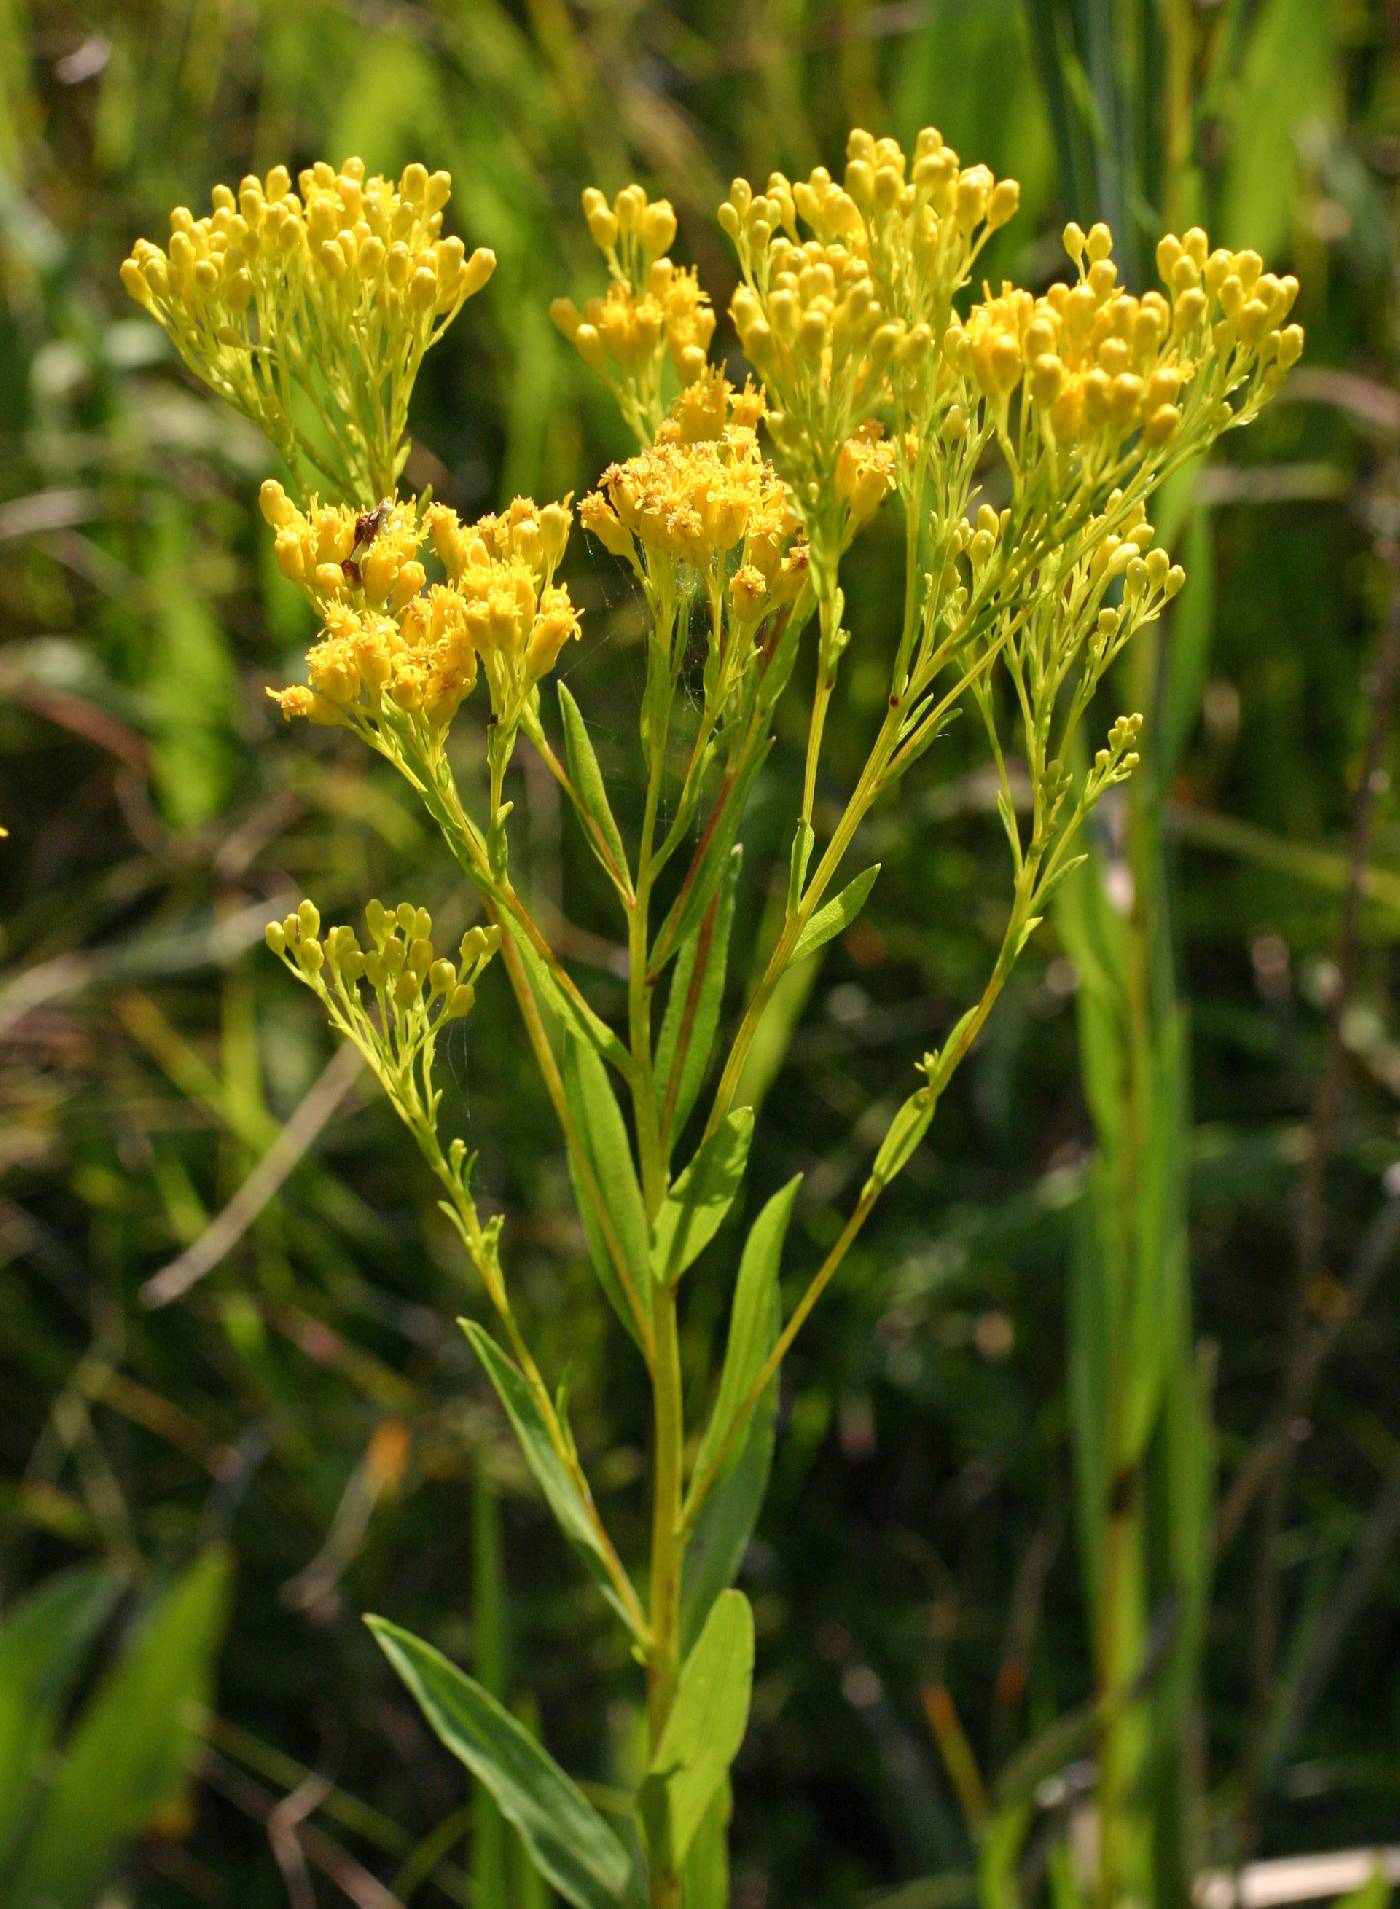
top-left (124, 139), bottom-right (1301, 1907)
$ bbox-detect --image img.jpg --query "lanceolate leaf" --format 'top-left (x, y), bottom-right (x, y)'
top-left (557, 682), bottom-right (629, 884)
top-left (654, 742), bottom-right (769, 972)
top-left (512, 931), bottom-right (631, 1073)
top-left (791, 864), bottom-right (880, 962)
top-left (0, 1566), bottom-right (120, 1874)
top-left (368, 1618), bottom-right (636, 1909)
top-left (649, 1591), bottom-right (755, 1866)
top-left (9, 1549), bottom-right (231, 1909)
top-left (461, 1322), bottom-right (641, 1639)
top-left (562, 1035), bottom-right (652, 1345)
top-left (682, 1778), bottom-right (733, 1909)
top-left (692, 1176), bottom-right (801, 1490)
top-left (656, 848), bottom-right (740, 1140)
top-left (651, 1110), bottom-right (754, 1286)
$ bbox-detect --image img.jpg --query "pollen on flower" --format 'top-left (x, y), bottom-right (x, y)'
top-left (587, 419), bottom-right (801, 577)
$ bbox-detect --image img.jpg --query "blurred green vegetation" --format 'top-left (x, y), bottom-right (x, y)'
top-left (2, 1), bottom-right (1398, 1904)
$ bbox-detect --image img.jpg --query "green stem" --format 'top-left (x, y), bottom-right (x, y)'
top-left (647, 1280), bottom-right (686, 1909)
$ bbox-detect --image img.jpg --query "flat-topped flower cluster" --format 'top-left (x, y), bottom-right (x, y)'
top-left (121, 131), bottom-right (1303, 1909)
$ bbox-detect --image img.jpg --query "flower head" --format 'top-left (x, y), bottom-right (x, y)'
top-left (122, 158), bottom-right (495, 501)
top-left (269, 493), bottom-right (581, 737)
top-left (550, 183), bottom-right (716, 443)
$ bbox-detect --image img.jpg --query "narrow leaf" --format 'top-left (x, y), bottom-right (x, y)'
top-left (656, 848), bottom-right (740, 1139)
top-left (654, 742), bottom-right (768, 972)
top-left (563, 1035), bottom-right (651, 1344)
top-left (10, 1550), bottom-right (231, 1909)
top-left (512, 931), bottom-right (631, 1072)
top-left (651, 1110), bottom-right (754, 1286)
top-left (462, 1323), bottom-right (641, 1639)
top-left (866, 1087), bottom-right (936, 1192)
top-left (650, 1591), bottom-right (755, 1865)
top-left (791, 864), bottom-right (880, 962)
top-left (682, 1780), bottom-right (732, 1909)
top-left (683, 1378), bottom-right (776, 1654)
top-left (0, 1567), bottom-right (120, 1873)
top-left (558, 682), bottom-right (629, 882)
top-left (786, 819), bottom-right (815, 913)
top-left (368, 1618), bottom-right (635, 1909)
top-left (692, 1176), bottom-right (800, 1491)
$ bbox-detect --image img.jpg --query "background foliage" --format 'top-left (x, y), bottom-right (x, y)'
top-left (2, 1), bottom-right (1398, 1903)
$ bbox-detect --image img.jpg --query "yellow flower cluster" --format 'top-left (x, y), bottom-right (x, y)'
top-left (727, 127), bottom-right (1018, 332)
top-left (725, 228), bottom-right (928, 496)
top-left (259, 482), bottom-right (426, 614)
top-left (122, 158), bottom-right (495, 500)
top-left (948, 221), bottom-right (1302, 473)
top-left (550, 184), bottom-right (715, 442)
top-left (267, 899), bottom-right (502, 1103)
top-left (269, 494), bottom-right (581, 733)
top-left (718, 125), bottom-right (1020, 500)
top-left (583, 414), bottom-right (806, 618)
top-left (835, 423), bottom-right (898, 536)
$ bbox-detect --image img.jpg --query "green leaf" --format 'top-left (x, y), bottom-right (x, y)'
top-left (461, 1322), bottom-right (641, 1638)
top-left (512, 931), bottom-right (631, 1072)
top-left (791, 864), bottom-right (880, 962)
top-left (9, 1549), bottom-right (231, 1909)
top-left (682, 1779), bottom-right (732, 1909)
top-left (692, 1175), bottom-right (800, 1492)
top-left (654, 742), bottom-right (768, 972)
top-left (865, 1087), bottom-right (936, 1192)
top-left (649, 1591), bottom-right (754, 1865)
top-left (563, 1035), bottom-right (652, 1345)
top-left (651, 1110), bottom-right (754, 1286)
top-left (367, 1618), bottom-right (635, 1909)
top-left (558, 682), bottom-right (629, 883)
top-left (0, 1566), bottom-right (120, 1873)
top-left (683, 1376), bottom-right (777, 1655)
top-left (656, 848), bottom-right (740, 1139)
top-left (786, 819), bottom-right (815, 913)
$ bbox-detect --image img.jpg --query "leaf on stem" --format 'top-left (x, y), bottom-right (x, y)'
top-left (562, 1035), bottom-right (652, 1345)
top-left (557, 682), bottom-right (630, 886)
top-left (656, 848), bottom-right (740, 1141)
top-left (646, 1591), bottom-right (755, 1867)
top-left (692, 1176), bottom-right (800, 1491)
top-left (461, 1322), bottom-right (642, 1638)
top-left (791, 864), bottom-right (880, 962)
top-left (367, 1618), bottom-right (637, 1909)
top-left (786, 820), bottom-right (815, 914)
top-left (512, 930), bottom-right (632, 1074)
top-left (652, 743), bottom-right (769, 976)
top-left (651, 1109), bottom-right (754, 1286)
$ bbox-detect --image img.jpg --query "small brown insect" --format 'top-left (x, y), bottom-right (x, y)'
top-left (342, 498), bottom-right (392, 589)
top-left (352, 499), bottom-right (392, 553)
